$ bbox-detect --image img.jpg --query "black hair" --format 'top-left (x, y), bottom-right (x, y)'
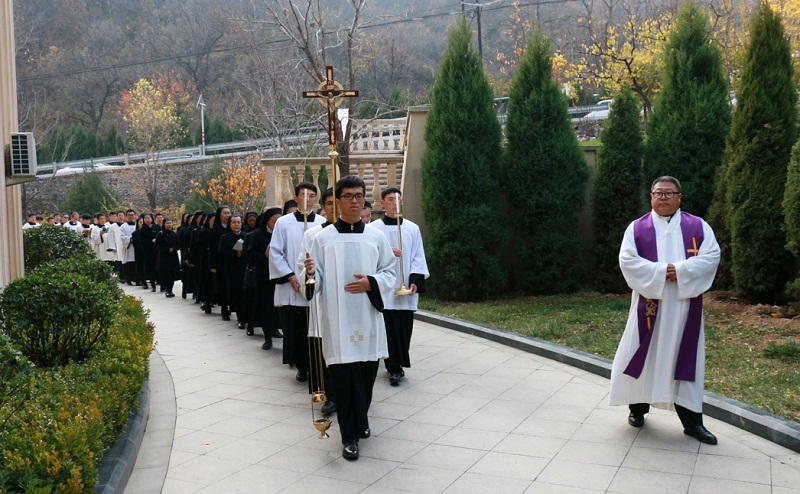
top-left (381, 186), bottom-right (402, 199)
top-left (321, 187), bottom-right (334, 204)
top-left (126, 209), bottom-right (136, 215)
top-left (80, 214), bottom-right (92, 221)
top-left (651, 176), bottom-right (682, 192)
top-left (283, 199), bottom-right (298, 215)
top-left (335, 175), bottom-right (366, 198)
top-left (294, 181), bottom-right (318, 196)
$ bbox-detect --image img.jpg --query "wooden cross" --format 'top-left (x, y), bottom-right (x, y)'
top-left (686, 237), bottom-right (699, 257)
top-left (302, 66), bottom-right (359, 149)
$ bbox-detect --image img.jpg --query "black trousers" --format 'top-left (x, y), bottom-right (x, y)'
top-left (278, 306), bottom-right (309, 370)
top-left (329, 360), bottom-right (379, 444)
top-left (383, 310), bottom-right (414, 373)
top-left (629, 403), bottom-right (703, 428)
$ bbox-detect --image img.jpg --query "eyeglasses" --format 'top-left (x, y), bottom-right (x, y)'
top-left (341, 193), bottom-right (365, 202)
top-left (650, 191), bottom-right (679, 199)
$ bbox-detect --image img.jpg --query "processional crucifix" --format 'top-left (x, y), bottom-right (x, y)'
top-left (303, 66), bottom-right (358, 220)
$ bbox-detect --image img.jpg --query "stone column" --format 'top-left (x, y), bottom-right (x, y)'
top-left (0, 0), bottom-right (25, 287)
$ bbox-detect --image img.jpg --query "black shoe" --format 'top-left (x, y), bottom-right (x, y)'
top-left (166, 292), bottom-right (175, 298)
top-left (246, 328), bottom-right (254, 336)
top-left (321, 400), bottom-right (336, 416)
top-left (141, 283), bottom-right (148, 289)
top-left (389, 372), bottom-right (402, 386)
top-left (683, 425), bottom-right (718, 445)
top-left (261, 339), bottom-right (272, 350)
top-left (152, 286), bottom-right (157, 292)
top-left (296, 369), bottom-right (308, 382)
top-left (271, 328), bottom-right (284, 338)
top-left (342, 441), bottom-right (359, 460)
top-left (222, 313), bottom-right (231, 321)
top-left (359, 428), bottom-right (370, 439)
top-left (628, 412), bottom-right (645, 428)
top-left (204, 304), bottom-right (212, 314)
top-left (238, 321), bottom-right (246, 329)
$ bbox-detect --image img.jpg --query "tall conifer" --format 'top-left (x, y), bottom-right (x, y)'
top-left (726, 1), bottom-right (797, 302)
top-left (644, 0), bottom-right (729, 218)
top-left (421, 15), bottom-right (504, 300)
top-left (502, 27), bottom-right (588, 294)
top-left (592, 86), bottom-right (644, 293)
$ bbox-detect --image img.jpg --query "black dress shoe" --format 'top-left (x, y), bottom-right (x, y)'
top-left (342, 441), bottom-right (359, 460)
top-left (321, 400), bottom-right (336, 416)
top-left (271, 328), bottom-right (284, 338)
top-left (261, 339), bottom-right (273, 350)
top-left (151, 286), bottom-right (157, 292)
top-left (222, 313), bottom-right (231, 321)
top-left (683, 425), bottom-right (718, 445)
top-left (238, 321), bottom-right (246, 329)
top-left (296, 369), bottom-right (308, 382)
top-left (628, 412), bottom-right (645, 428)
top-left (359, 428), bottom-right (370, 439)
top-left (246, 328), bottom-right (254, 336)
top-left (389, 372), bottom-right (402, 386)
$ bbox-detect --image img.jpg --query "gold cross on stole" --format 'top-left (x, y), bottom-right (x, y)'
top-left (686, 237), bottom-right (699, 257)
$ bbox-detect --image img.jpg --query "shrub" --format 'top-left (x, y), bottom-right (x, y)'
top-left (0, 267), bottom-right (118, 367)
top-left (23, 225), bottom-right (94, 272)
top-left (38, 255), bottom-right (117, 287)
top-left (0, 334), bottom-right (35, 430)
top-left (0, 296), bottom-right (153, 494)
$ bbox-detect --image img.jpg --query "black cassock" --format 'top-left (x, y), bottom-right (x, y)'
top-left (219, 230), bottom-right (247, 315)
top-left (155, 229), bottom-right (181, 294)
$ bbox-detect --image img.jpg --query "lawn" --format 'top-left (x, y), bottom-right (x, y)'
top-left (420, 291), bottom-right (800, 423)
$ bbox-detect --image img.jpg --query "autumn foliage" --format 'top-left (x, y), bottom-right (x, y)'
top-left (189, 154), bottom-right (267, 214)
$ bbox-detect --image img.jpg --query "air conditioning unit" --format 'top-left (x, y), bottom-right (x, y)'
top-left (10, 132), bottom-right (37, 176)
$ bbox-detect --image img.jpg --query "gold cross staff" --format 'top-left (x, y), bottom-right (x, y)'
top-left (302, 66), bottom-right (359, 220)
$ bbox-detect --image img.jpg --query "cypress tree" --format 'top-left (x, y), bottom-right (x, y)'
top-left (784, 139), bottom-right (800, 259)
top-left (643, 0), bottom-right (730, 218)
top-left (501, 27), bottom-right (588, 294)
top-left (59, 173), bottom-right (118, 214)
top-left (421, 15), bottom-right (504, 300)
top-left (726, 1), bottom-right (797, 302)
top-left (592, 85), bottom-right (644, 293)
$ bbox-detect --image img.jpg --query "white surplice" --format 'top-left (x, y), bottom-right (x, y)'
top-left (371, 217), bottom-right (430, 311)
top-left (269, 212), bottom-right (325, 307)
top-left (307, 223), bottom-right (396, 365)
top-left (609, 209), bottom-right (720, 413)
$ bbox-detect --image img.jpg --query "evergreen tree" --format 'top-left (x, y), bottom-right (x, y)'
top-left (59, 173), bottom-right (118, 214)
top-left (421, 15), bottom-right (504, 300)
top-left (643, 0), bottom-right (730, 218)
top-left (726, 1), bottom-right (797, 302)
top-left (501, 27), bottom-right (588, 294)
top-left (784, 139), bottom-right (800, 259)
top-left (592, 86), bottom-right (644, 293)
top-left (102, 125), bottom-right (125, 156)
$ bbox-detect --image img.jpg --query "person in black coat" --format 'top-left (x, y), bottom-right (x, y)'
top-left (188, 212), bottom-right (207, 303)
top-left (131, 217), bottom-right (147, 288)
top-left (243, 211), bottom-right (258, 233)
top-left (209, 206), bottom-right (231, 320)
top-left (155, 218), bottom-right (181, 297)
top-left (219, 214), bottom-right (248, 328)
top-left (141, 213), bottom-right (159, 292)
top-left (245, 208), bottom-right (284, 349)
top-left (196, 213), bottom-right (217, 313)
top-left (178, 213), bottom-right (196, 299)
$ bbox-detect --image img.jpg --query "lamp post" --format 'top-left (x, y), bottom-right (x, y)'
top-left (196, 94), bottom-right (206, 156)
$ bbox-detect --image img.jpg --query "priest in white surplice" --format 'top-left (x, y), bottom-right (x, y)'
top-left (609, 176), bottom-right (720, 445)
top-left (304, 176), bottom-right (396, 461)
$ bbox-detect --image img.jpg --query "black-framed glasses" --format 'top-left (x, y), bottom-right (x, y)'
top-left (341, 193), bottom-right (365, 202)
top-left (651, 191), bottom-right (678, 199)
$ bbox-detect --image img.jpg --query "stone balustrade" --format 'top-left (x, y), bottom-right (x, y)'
top-left (348, 118), bottom-right (407, 154)
top-left (263, 154), bottom-right (405, 208)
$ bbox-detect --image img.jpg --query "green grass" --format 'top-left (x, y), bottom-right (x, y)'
top-left (420, 292), bottom-right (800, 423)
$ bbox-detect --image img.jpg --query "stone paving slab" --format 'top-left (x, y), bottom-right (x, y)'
top-left (124, 285), bottom-right (800, 493)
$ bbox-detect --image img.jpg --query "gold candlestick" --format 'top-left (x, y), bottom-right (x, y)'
top-left (394, 192), bottom-right (412, 296)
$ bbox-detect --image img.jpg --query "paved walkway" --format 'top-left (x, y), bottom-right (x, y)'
top-left (123, 284), bottom-right (800, 493)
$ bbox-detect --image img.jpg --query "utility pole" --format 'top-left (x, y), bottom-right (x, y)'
top-left (196, 94), bottom-right (206, 156)
top-left (476, 0), bottom-right (483, 62)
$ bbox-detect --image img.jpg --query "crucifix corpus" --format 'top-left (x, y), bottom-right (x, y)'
top-left (302, 66), bottom-right (358, 220)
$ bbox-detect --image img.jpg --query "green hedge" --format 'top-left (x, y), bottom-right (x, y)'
top-left (0, 262), bottom-right (121, 368)
top-left (0, 295), bottom-right (153, 494)
top-left (22, 226), bottom-right (94, 273)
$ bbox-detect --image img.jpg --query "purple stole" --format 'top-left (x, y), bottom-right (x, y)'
top-left (624, 211), bottom-right (705, 381)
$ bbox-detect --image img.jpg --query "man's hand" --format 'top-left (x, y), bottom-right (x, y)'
top-left (409, 283), bottom-right (418, 294)
top-left (666, 263), bottom-right (677, 282)
top-left (391, 247), bottom-right (402, 258)
top-left (210, 268), bottom-right (217, 274)
top-left (303, 252), bottom-right (315, 278)
top-left (289, 274), bottom-right (301, 292)
top-left (345, 274), bottom-right (371, 293)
